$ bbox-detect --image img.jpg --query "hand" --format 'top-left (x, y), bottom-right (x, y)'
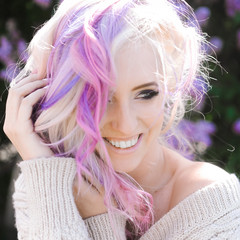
top-left (3, 71), bottom-right (54, 160)
top-left (73, 176), bottom-right (108, 219)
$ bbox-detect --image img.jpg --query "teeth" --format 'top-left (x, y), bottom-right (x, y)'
top-left (120, 141), bottom-right (126, 148)
top-left (107, 136), bottom-right (139, 149)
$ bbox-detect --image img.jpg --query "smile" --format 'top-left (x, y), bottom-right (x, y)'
top-left (104, 134), bottom-right (142, 149)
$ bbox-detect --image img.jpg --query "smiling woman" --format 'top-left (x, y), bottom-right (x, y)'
top-left (3, 0), bottom-right (240, 239)
top-left (99, 41), bottom-right (165, 173)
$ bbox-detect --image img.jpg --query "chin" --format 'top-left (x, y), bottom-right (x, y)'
top-left (110, 155), bottom-right (143, 173)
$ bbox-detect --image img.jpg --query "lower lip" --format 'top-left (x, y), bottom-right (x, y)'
top-left (104, 134), bottom-right (143, 154)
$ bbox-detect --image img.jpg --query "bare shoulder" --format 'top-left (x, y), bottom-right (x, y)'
top-left (170, 160), bottom-right (230, 209)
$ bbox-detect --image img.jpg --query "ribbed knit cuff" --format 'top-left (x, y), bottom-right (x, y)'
top-left (18, 158), bottom-right (90, 239)
top-left (84, 213), bottom-right (127, 240)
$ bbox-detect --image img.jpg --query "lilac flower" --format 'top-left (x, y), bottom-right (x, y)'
top-left (0, 66), bottom-right (19, 81)
top-left (225, 0), bottom-right (240, 17)
top-left (203, 36), bottom-right (223, 55)
top-left (34, 0), bottom-right (51, 8)
top-left (233, 119), bottom-right (240, 134)
top-left (193, 77), bottom-right (209, 95)
top-left (209, 36), bottom-right (224, 54)
top-left (195, 6), bottom-right (211, 27)
top-left (180, 119), bottom-right (216, 147)
top-left (190, 77), bottom-right (208, 111)
top-left (0, 36), bottom-right (13, 65)
top-left (17, 39), bottom-right (28, 62)
top-left (166, 119), bottom-right (216, 160)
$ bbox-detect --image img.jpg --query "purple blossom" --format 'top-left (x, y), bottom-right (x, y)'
top-left (34, 0), bottom-right (51, 8)
top-left (17, 39), bottom-right (28, 62)
top-left (203, 36), bottom-right (223, 55)
top-left (0, 37), bottom-right (13, 59)
top-left (225, 0), bottom-right (240, 17)
top-left (233, 119), bottom-right (240, 134)
top-left (190, 77), bottom-right (208, 111)
top-left (167, 119), bottom-right (216, 160)
top-left (195, 6), bottom-right (211, 27)
top-left (0, 66), bottom-right (19, 81)
top-left (0, 36), bottom-right (14, 65)
top-left (193, 77), bottom-right (208, 95)
top-left (180, 119), bottom-right (216, 147)
top-left (209, 36), bottom-right (224, 54)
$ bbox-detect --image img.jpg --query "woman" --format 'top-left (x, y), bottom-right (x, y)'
top-left (4, 0), bottom-right (240, 239)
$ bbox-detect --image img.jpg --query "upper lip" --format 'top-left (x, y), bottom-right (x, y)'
top-left (103, 134), bottom-right (141, 142)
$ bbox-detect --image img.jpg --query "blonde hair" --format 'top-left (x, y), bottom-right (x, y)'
top-left (15, 0), bottom-right (210, 238)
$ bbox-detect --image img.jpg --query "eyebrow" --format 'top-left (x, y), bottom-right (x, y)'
top-left (132, 82), bottom-right (158, 91)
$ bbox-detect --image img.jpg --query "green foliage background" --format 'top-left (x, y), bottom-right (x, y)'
top-left (188, 0), bottom-right (240, 174)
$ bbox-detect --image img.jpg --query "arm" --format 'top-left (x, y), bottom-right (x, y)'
top-left (6, 73), bottom-right (126, 239)
top-left (13, 157), bottom-right (127, 240)
top-left (13, 157), bottom-right (91, 240)
top-left (5, 73), bottom-right (90, 239)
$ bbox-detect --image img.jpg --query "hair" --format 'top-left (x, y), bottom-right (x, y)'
top-left (14, 0), bottom-right (210, 238)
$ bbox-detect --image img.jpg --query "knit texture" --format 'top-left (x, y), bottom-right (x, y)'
top-left (13, 158), bottom-right (90, 240)
top-left (139, 174), bottom-right (240, 240)
top-left (85, 213), bottom-right (126, 240)
top-left (13, 157), bottom-right (240, 240)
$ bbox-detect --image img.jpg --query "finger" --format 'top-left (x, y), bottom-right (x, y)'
top-left (6, 80), bottom-right (48, 122)
top-left (10, 78), bottom-right (48, 98)
top-left (5, 87), bottom-right (47, 136)
top-left (11, 72), bottom-right (43, 88)
top-left (18, 87), bottom-right (47, 125)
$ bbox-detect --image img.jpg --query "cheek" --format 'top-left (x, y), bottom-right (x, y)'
top-left (144, 114), bottom-right (164, 141)
top-left (139, 101), bottom-right (164, 130)
top-left (135, 94), bottom-right (164, 121)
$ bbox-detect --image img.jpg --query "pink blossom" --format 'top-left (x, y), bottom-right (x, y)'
top-left (233, 119), bottom-right (240, 134)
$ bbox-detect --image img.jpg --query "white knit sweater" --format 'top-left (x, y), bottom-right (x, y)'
top-left (13, 157), bottom-right (240, 240)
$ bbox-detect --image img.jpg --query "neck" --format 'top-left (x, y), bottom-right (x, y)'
top-left (128, 143), bottom-right (176, 195)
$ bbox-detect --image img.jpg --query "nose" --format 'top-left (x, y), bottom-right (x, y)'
top-left (110, 101), bottom-right (138, 135)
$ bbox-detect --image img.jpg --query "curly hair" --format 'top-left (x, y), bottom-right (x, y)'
top-left (13, 0), bottom-right (210, 238)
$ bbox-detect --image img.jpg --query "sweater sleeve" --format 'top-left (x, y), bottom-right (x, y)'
top-left (13, 157), bottom-right (127, 240)
top-left (13, 157), bottom-right (91, 240)
top-left (84, 213), bottom-right (127, 240)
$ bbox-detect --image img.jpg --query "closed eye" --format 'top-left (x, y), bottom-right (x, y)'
top-left (136, 89), bottom-right (159, 100)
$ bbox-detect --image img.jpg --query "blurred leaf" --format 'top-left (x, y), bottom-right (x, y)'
top-left (225, 106), bottom-right (237, 122)
top-left (234, 13), bottom-right (240, 24)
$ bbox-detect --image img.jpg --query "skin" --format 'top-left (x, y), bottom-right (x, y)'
top-left (4, 40), bottom-right (230, 223)
top-left (98, 41), bottom-right (230, 220)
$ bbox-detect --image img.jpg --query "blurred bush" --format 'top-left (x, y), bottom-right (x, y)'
top-left (188, 0), bottom-right (240, 174)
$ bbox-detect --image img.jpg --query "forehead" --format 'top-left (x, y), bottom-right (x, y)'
top-left (112, 40), bottom-right (160, 89)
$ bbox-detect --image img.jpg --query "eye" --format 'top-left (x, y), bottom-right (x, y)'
top-left (136, 89), bottom-right (159, 100)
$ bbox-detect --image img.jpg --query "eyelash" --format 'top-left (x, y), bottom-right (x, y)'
top-left (136, 89), bottom-right (159, 100)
